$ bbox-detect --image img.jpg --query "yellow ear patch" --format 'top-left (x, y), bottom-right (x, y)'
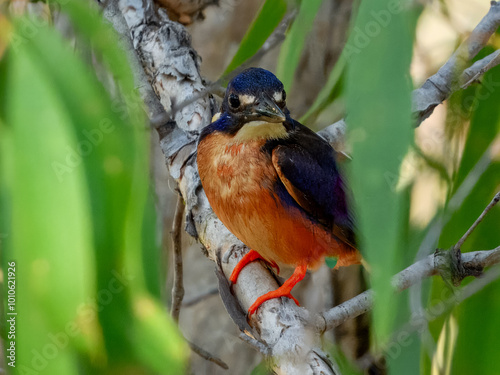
top-left (211, 112), bottom-right (221, 122)
top-left (233, 121), bottom-right (289, 142)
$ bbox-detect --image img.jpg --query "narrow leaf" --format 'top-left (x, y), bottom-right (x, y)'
top-left (224, 0), bottom-right (287, 75)
top-left (345, 0), bottom-right (416, 342)
top-left (276, 0), bottom-right (324, 90)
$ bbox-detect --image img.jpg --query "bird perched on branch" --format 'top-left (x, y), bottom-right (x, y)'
top-left (197, 67), bottom-right (361, 315)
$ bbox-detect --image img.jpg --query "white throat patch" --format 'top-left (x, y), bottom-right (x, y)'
top-left (233, 121), bottom-right (289, 141)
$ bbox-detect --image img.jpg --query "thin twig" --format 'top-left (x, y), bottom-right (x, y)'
top-left (318, 246), bottom-right (500, 332)
top-left (171, 196), bottom-right (185, 323)
top-left (461, 49), bottom-right (500, 88)
top-left (188, 341), bottom-right (229, 370)
top-left (358, 263), bottom-right (500, 364)
top-left (412, 1), bottom-right (500, 125)
top-left (182, 287), bottom-right (219, 307)
top-left (454, 191), bottom-right (500, 250)
top-left (170, 197), bottom-right (228, 369)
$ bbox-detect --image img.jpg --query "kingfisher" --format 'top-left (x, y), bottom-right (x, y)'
top-left (197, 67), bottom-right (361, 315)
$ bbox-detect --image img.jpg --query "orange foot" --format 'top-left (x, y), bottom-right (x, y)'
top-left (230, 249), bottom-right (279, 284)
top-left (248, 263), bottom-right (307, 316)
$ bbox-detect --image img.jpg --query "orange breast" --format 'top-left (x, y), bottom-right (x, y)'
top-left (197, 133), bottom-right (359, 269)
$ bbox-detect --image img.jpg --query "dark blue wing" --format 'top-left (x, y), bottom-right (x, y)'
top-left (269, 121), bottom-right (357, 248)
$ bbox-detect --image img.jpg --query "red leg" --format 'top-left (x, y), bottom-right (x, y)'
top-left (230, 250), bottom-right (263, 283)
top-left (248, 263), bottom-right (307, 316)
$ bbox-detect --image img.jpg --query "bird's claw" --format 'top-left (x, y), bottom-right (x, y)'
top-left (230, 249), bottom-right (279, 284)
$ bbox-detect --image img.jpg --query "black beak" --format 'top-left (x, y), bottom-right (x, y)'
top-left (254, 95), bottom-right (286, 123)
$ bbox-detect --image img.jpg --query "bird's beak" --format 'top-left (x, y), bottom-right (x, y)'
top-left (254, 95), bottom-right (286, 123)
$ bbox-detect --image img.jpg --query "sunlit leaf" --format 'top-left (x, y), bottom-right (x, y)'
top-left (300, 50), bottom-right (347, 123)
top-left (276, 0), bottom-right (323, 90)
top-left (223, 0), bottom-right (287, 76)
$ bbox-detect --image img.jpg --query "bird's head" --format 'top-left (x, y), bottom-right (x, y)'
top-left (210, 68), bottom-right (293, 141)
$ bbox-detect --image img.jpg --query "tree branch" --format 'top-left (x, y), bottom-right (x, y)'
top-left (412, 1), bottom-right (500, 125)
top-left (170, 195), bottom-right (185, 323)
top-left (461, 48), bottom-right (500, 89)
top-left (320, 1), bottom-right (500, 144)
top-left (317, 246), bottom-right (500, 333)
top-left (188, 340), bottom-right (229, 370)
top-left (357, 259), bottom-right (500, 364)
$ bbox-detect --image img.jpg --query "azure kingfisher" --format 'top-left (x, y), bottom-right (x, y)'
top-left (197, 67), bottom-right (361, 315)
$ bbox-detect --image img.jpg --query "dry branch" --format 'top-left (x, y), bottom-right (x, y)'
top-left (320, 1), bottom-right (500, 144)
top-left (412, 1), bottom-right (500, 125)
top-left (318, 247), bottom-right (500, 332)
top-left (170, 196), bottom-right (185, 323)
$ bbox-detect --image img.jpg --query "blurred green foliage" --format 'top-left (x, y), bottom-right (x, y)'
top-left (0, 4), bottom-right (187, 375)
top-left (276, 0), bottom-right (323, 91)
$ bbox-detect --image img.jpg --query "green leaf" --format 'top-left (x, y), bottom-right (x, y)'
top-left (300, 51), bottom-right (347, 123)
top-left (450, 277), bottom-right (500, 375)
top-left (132, 295), bottom-right (188, 375)
top-left (1, 26), bottom-right (96, 375)
top-left (224, 0), bottom-right (287, 75)
top-left (276, 0), bottom-right (324, 91)
top-left (1, 13), bottom-right (187, 374)
top-left (345, 0), bottom-right (417, 342)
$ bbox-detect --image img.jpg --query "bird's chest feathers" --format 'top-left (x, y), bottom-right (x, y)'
top-left (198, 134), bottom-right (276, 201)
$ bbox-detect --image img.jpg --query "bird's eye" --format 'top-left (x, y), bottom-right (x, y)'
top-left (229, 94), bottom-right (240, 109)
